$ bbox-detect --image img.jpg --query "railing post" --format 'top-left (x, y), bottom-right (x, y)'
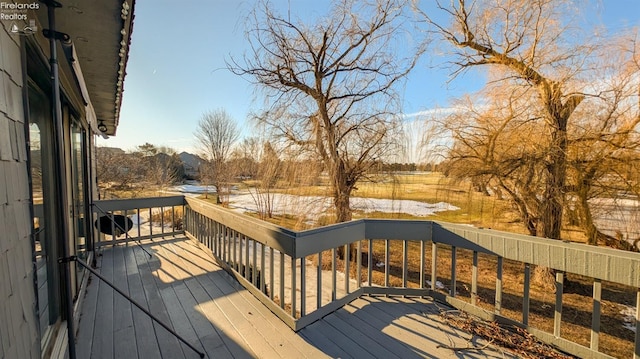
top-left (554, 271), bottom-right (564, 337)
top-left (590, 279), bottom-right (601, 351)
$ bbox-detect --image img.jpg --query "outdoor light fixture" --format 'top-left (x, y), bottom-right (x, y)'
top-left (98, 120), bottom-right (107, 133)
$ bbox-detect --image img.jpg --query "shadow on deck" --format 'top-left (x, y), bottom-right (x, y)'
top-left (75, 236), bottom-right (518, 358)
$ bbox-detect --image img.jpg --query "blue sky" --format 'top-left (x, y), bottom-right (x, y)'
top-left (98, 0), bottom-right (640, 153)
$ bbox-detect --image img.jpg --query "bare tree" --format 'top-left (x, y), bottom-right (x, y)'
top-left (96, 146), bottom-right (143, 198)
top-left (195, 109), bottom-right (241, 204)
top-left (230, 0), bottom-right (421, 229)
top-left (416, 0), bottom-right (593, 242)
top-left (442, 87), bottom-right (547, 236)
top-left (135, 144), bottom-right (183, 193)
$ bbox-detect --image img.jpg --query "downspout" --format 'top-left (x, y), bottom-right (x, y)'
top-left (41, 1), bottom-right (77, 358)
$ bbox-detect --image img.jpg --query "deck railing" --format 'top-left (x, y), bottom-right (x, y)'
top-left (92, 196), bottom-right (640, 359)
top-left (92, 196), bottom-right (185, 247)
top-left (183, 197), bottom-right (640, 359)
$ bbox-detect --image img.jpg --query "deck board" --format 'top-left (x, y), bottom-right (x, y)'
top-left (91, 242), bottom-right (114, 359)
top-left (76, 236), bottom-right (520, 359)
top-left (75, 254), bottom-right (99, 359)
top-left (174, 240), bottom-right (314, 359)
top-left (126, 244), bottom-right (162, 359)
top-left (112, 244), bottom-right (138, 359)
top-left (134, 243), bottom-right (186, 359)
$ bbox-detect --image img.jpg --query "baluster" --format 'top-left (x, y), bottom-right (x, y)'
top-left (270, 248), bottom-right (275, 301)
top-left (554, 271), bottom-right (564, 337)
top-left (384, 239), bottom-right (389, 289)
top-left (634, 289), bottom-right (640, 359)
top-left (402, 240), bottom-right (408, 289)
top-left (420, 240), bottom-right (425, 292)
top-left (495, 256), bottom-right (503, 314)
top-left (590, 279), bottom-right (601, 351)
top-left (291, 256), bottom-right (297, 317)
top-left (431, 242), bottom-right (437, 291)
top-left (345, 244), bottom-right (350, 294)
top-left (252, 240), bottom-right (258, 286)
top-left (367, 239), bottom-right (373, 287)
top-left (260, 243), bottom-right (266, 294)
top-left (523, 263), bottom-right (531, 326)
top-left (301, 256), bottom-right (306, 316)
top-left (450, 246), bottom-right (457, 297)
top-left (317, 251), bottom-right (323, 309)
top-left (356, 241), bottom-right (362, 289)
top-left (280, 251), bottom-right (285, 308)
top-left (244, 237), bottom-right (252, 280)
top-left (471, 251), bottom-right (478, 305)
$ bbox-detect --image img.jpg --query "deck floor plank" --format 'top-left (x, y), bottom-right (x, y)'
top-left (171, 243), bottom-right (283, 358)
top-left (134, 242), bottom-right (187, 359)
top-left (124, 244), bottom-right (162, 359)
top-left (75, 256), bottom-right (100, 359)
top-left (112, 244), bottom-right (138, 359)
top-left (91, 242), bottom-right (115, 359)
top-left (332, 306), bottom-right (424, 359)
top-left (321, 309), bottom-right (402, 359)
top-left (156, 239), bottom-right (256, 359)
top-left (153, 240), bottom-right (237, 359)
top-left (175, 240), bottom-right (323, 359)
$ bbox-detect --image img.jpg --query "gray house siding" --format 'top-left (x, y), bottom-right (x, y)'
top-left (0, 22), bottom-right (41, 359)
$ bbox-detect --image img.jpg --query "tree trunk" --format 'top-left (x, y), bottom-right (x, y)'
top-left (541, 121), bottom-right (567, 241)
top-left (535, 90), bottom-right (574, 288)
top-left (334, 177), bottom-right (356, 260)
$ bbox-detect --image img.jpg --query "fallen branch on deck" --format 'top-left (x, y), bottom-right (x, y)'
top-left (438, 310), bottom-right (577, 359)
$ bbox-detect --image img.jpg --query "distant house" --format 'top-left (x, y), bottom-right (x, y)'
top-left (0, 1), bottom-right (134, 358)
top-left (179, 151), bottom-right (205, 180)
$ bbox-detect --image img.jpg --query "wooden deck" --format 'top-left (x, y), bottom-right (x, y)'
top-left (75, 236), bottom-right (518, 359)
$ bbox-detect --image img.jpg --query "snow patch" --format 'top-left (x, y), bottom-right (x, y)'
top-left (620, 305), bottom-right (637, 333)
top-left (226, 193), bottom-right (458, 219)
